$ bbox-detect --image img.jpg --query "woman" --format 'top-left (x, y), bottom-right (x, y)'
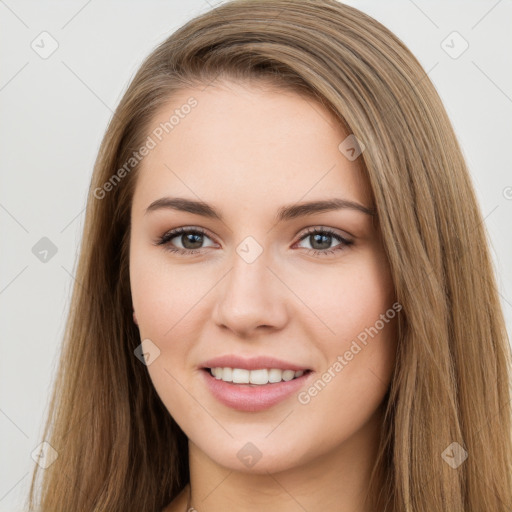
top-left (27, 0), bottom-right (512, 510)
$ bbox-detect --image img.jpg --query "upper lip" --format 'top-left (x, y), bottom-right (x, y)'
top-left (200, 355), bottom-right (312, 372)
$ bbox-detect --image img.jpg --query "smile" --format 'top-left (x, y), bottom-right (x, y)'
top-left (201, 367), bottom-right (314, 412)
top-left (209, 367), bottom-right (308, 385)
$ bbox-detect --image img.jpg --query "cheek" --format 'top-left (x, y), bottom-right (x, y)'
top-left (331, 255), bottom-right (397, 378)
top-left (301, 249), bottom-right (394, 343)
top-left (129, 249), bottom-right (203, 423)
top-left (129, 245), bottom-right (213, 400)
top-left (297, 252), bottom-right (397, 423)
top-left (130, 244), bottom-right (203, 338)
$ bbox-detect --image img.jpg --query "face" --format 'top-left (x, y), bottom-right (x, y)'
top-left (129, 80), bottom-right (398, 474)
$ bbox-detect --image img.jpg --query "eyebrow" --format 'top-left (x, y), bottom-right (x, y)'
top-left (145, 197), bottom-right (377, 221)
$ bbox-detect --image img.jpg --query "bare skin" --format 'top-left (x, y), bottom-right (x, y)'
top-left (130, 80), bottom-right (398, 512)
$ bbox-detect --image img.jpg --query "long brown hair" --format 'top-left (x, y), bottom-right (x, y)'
top-left (27, 0), bottom-right (512, 510)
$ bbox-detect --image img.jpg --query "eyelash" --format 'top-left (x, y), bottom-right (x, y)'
top-left (155, 226), bottom-right (353, 257)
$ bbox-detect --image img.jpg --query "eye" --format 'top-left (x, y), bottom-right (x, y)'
top-left (155, 226), bottom-right (353, 257)
top-left (295, 227), bottom-right (353, 256)
top-left (155, 227), bottom-right (216, 255)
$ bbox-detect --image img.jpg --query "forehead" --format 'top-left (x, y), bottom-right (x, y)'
top-left (132, 81), bottom-right (372, 214)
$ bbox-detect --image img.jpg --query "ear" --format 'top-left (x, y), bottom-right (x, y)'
top-left (133, 310), bottom-right (138, 325)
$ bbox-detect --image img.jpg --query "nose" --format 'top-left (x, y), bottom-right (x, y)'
top-left (211, 249), bottom-right (289, 338)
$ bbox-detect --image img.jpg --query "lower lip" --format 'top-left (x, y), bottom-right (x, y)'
top-left (201, 368), bottom-right (313, 412)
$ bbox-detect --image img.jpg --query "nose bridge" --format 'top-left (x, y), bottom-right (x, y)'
top-left (212, 238), bottom-right (288, 334)
top-left (231, 242), bottom-right (270, 292)
top-left (225, 241), bottom-right (274, 308)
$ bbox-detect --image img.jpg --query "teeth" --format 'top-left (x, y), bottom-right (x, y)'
top-left (210, 367), bottom-right (306, 385)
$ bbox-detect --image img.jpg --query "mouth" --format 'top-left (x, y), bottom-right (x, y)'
top-left (200, 366), bottom-right (314, 412)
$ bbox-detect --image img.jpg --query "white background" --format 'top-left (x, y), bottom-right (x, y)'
top-left (1, 1), bottom-right (511, 510)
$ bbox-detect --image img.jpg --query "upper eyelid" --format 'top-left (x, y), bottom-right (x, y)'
top-left (299, 226), bottom-right (352, 240)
